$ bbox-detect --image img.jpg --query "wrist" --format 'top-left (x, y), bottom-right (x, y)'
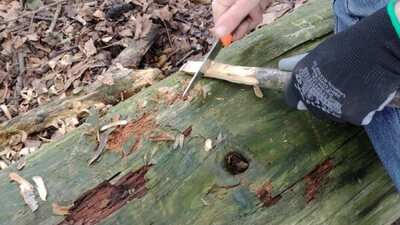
top-left (387, 0), bottom-right (400, 38)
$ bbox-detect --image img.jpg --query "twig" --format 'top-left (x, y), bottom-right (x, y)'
top-left (46, 3), bottom-right (62, 33)
top-left (176, 49), bottom-right (195, 66)
top-left (18, 52), bottom-right (25, 76)
top-left (15, 52), bottom-right (25, 105)
top-left (0, 0), bottom-right (68, 25)
top-left (162, 20), bottom-right (173, 47)
top-left (33, 16), bottom-right (66, 22)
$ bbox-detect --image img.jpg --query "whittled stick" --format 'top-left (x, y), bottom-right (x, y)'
top-left (180, 61), bottom-right (400, 108)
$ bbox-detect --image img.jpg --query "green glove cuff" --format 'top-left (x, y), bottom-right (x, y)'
top-left (387, 0), bottom-right (400, 38)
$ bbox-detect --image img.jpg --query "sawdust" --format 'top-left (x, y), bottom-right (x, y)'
top-left (106, 113), bottom-right (157, 154)
top-left (60, 165), bottom-right (152, 225)
top-left (303, 159), bottom-right (334, 202)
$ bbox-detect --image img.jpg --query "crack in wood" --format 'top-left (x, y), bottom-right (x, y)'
top-left (303, 159), bottom-right (334, 202)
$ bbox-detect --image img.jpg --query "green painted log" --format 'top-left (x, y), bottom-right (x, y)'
top-left (0, 0), bottom-right (399, 224)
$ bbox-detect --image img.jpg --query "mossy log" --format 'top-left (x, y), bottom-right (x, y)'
top-left (0, 0), bottom-right (399, 224)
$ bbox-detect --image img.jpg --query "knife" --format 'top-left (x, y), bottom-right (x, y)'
top-left (182, 34), bottom-right (233, 96)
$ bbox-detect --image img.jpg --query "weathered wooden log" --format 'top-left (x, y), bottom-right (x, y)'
top-left (0, 68), bottom-right (162, 147)
top-left (0, 0), bottom-right (399, 224)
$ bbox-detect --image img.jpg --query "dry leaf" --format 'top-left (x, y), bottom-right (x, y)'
top-left (102, 36), bottom-right (113, 43)
top-left (84, 39), bottom-right (97, 56)
top-left (119, 28), bottom-right (133, 37)
top-left (93, 10), bottom-right (105, 20)
top-left (9, 172), bottom-right (38, 212)
top-left (134, 14), bottom-right (153, 39)
top-left (149, 133), bottom-right (175, 142)
top-left (204, 139), bottom-right (212, 152)
top-left (52, 203), bottom-right (71, 216)
top-left (32, 176), bottom-right (47, 201)
top-left (153, 5), bottom-right (173, 21)
top-left (26, 33), bottom-right (39, 41)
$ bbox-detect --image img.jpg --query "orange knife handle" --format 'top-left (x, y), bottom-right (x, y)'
top-left (221, 34), bottom-right (233, 47)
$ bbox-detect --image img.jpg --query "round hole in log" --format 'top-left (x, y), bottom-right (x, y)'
top-left (224, 151), bottom-right (249, 175)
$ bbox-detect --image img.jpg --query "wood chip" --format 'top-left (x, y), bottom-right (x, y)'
top-left (179, 134), bottom-right (185, 148)
top-left (9, 172), bottom-right (38, 212)
top-left (0, 104), bottom-right (12, 120)
top-left (84, 38), bottom-right (97, 56)
top-left (253, 86), bottom-right (263, 98)
top-left (0, 160), bottom-right (8, 169)
top-left (204, 139), bottom-right (212, 152)
top-left (17, 156), bottom-right (26, 170)
top-left (32, 176), bottom-right (47, 201)
top-left (149, 133), bottom-right (175, 142)
top-left (217, 132), bottom-right (228, 144)
top-left (100, 120), bottom-right (128, 131)
top-left (173, 135), bottom-right (181, 149)
top-left (52, 203), bottom-right (71, 216)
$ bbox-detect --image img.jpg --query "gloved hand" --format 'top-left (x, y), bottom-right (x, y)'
top-left (285, 1), bottom-right (400, 125)
top-left (212, 0), bottom-right (271, 39)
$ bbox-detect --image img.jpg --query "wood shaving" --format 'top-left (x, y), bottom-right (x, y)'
top-left (9, 172), bottom-right (38, 212)
top-left (0, 104), bottom-right (12, 120)
top-left (204, 139), bottom-right (212, 152)
top-left (149, 133), bottom-right (175, 142)
top-left (0, 160), bottom-right (8, 169)
top-left (178, 134), bottom-right (185, 148)
top-left (217, 132), bottom-right (228, 144)
top-left (32, 176), bottom-right (47, 201)
top-left (253, 86), bottom-right (263, 98)
top-left (17, 156), bottom-right (26, 170)
top-left (173, 135), bottom-right (180, 150)
top-left (100, 120), bottom-right (128, 131)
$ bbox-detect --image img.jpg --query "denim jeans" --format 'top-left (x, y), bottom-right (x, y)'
top-left (333, 0), bottom-right (400, 192)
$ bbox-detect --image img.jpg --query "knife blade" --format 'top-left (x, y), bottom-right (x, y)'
top-left (182, 35), bottom-right (232, 96)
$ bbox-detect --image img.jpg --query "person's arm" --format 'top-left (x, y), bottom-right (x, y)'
top-left (212, 0), bottom-right (271, 40)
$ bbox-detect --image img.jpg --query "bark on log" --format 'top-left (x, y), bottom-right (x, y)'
top-left (0, 0), bottom-right (399, 224)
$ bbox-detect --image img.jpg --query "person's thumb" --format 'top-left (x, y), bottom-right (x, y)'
top-left (213, 0), bottom-right (260, 37)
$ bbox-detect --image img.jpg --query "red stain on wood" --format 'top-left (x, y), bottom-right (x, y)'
top-left (303, 159), bottom-right (334, 202)
top-left (60, 165), bottom-right (152, 225)
top-left (107, 114), bottom-right (157, 154)
top-left (255, 182), bottom-right (282, 207)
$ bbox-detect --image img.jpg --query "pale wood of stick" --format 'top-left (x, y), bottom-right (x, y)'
top-left (180, 61), bottom-right (400, 108)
